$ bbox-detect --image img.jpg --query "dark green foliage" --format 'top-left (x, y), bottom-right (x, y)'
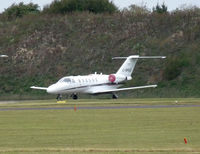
top-left (164, 57), bottom-right (183, 80)
top-left (43, 0), bottom-right (117, 14)
top-left (2, 2), bottom-right (40, 20)
top-left (153, 3), bottom-right (168, 14)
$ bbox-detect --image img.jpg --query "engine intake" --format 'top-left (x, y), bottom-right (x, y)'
top-left (108, 74), bottom-right (116, 83)
top-left (108, 74), bottom-right (127, 83)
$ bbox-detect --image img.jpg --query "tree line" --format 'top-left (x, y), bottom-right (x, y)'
top-left (2, 0), bottom-right (198, 20)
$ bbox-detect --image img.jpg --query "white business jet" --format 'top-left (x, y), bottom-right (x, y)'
top-left (31, 55), bottom-right (165, 99)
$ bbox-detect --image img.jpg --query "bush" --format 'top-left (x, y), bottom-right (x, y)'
top-left (43, 0), bottom-right (118, 14)
top-left (164, 57), bottom-right (183, 80)
top-left (3, 2), bottom-right (40, 20)
top-left (153, 3), bottom-right (168, 14)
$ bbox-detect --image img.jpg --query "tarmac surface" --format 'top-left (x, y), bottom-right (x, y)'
top-left (0, 104), bottom-right (200, 111)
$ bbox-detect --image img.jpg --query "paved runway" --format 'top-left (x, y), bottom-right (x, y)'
top-left (0, 104), bottom-right (200, 111)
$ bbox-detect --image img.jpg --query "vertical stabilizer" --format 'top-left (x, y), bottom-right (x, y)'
top-left (114, 55), bottom-right (139, 77)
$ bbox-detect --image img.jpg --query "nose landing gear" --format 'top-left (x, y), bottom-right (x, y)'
top-left (56, 94), bottom-right (62, 100)
top-left (56, 94), bottom-right (78, 100)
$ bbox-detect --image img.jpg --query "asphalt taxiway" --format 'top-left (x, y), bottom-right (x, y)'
top-left (0, 104), bottom-right (200, 111)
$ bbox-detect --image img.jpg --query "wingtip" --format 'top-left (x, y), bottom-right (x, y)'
top-left (112, 57), bottom-right (127, 60)
top-left (0, 55), bottom-right (8, 58)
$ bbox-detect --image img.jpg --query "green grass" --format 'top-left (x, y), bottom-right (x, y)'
top-left (0, 98), bottom-right (200, 153)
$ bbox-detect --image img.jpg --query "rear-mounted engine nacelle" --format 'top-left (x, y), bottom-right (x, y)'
top-left (108, 74), bottom-right (127, 83)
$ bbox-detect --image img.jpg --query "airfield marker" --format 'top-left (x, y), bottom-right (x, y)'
top-left (57, 101), bottom-right (66, 104)
top-left (184, 138), bottom-right (187, 144)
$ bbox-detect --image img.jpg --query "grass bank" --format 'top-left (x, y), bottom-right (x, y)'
top-left (0, 99), bottom-right (199, 153)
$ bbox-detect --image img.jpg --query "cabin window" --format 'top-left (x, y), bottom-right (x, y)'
top-left (78, 79), bottom-right (81, 83)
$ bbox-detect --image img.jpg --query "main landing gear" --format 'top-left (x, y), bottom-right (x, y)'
top-left (71, 93), bottom-right (78, 100)
top-left (112, 93), bottom-right (118, 99)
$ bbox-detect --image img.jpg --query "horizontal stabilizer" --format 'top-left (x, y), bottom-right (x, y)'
top-left (112, 55), bottom-right (166, 59)
top-left (30, 86), bottom-right (47, 90)
top-left (93, 85), bottom-right (157, 94)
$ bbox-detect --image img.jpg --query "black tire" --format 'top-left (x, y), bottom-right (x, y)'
top-left (72, 94), bottom-right (78, 100)
top-left (112, 94), bottom-right (118, 99)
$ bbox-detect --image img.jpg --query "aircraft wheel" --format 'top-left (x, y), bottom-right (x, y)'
top-left (112, 94), bottom-right (118, 99)
top-left (72, 94), bottom-right (78, 100)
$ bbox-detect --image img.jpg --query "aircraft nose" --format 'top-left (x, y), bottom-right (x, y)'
top-left (47, 84), bottom-right (57, 94)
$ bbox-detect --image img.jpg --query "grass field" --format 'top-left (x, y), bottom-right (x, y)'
top-left (0, 98), bottom-right (200, 154)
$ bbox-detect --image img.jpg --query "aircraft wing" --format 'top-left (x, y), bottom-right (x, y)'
top-left (30, 86), bottom-right (47, 90)
top-left (92, 85), bottom-right (157, 94)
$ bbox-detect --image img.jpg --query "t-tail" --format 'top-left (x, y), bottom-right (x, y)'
top-left (113, 55), bottom-right (166, 79)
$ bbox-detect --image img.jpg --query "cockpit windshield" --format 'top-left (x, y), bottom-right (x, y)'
top-left (63, 78), bottom-right (71, 83)
top-left (58, 77), bottom-right (71, 83)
